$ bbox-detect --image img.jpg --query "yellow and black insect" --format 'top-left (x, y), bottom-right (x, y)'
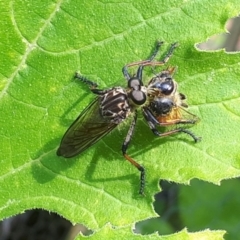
top-left (57, 42), bottom-right (200, 195)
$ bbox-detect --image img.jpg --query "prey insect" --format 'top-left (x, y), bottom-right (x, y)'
top-left (57, 42), bottom-right (200, 195)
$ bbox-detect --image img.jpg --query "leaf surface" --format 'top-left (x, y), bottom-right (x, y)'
top-left (0, 0), bottom-right (239, 238)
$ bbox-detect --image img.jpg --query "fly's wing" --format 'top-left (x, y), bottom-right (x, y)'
top-left (157, 107), bottom-right (183, 125)
top-left (57, 97), bottom-right (117, 158)
top-left (157, 107), bottom-right (199, 126)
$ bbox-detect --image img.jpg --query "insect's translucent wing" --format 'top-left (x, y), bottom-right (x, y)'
top-left (156, 106), bottom-right (198, 125)
top-left (57, 98), bottom-right (117, 158)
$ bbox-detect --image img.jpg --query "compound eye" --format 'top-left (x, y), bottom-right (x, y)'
top-left (130, 90), bottom-right (146, 105)
top-left (152, 78), bottom-right (174, 95)
top-left (128, 78), bottom-right (142, 90)
top-left (160, 78), bottom-right (174, 95)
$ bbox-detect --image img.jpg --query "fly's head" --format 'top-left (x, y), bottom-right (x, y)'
top-left (147, 67), bottom-right (187, 117)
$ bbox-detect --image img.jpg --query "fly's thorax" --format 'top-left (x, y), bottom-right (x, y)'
top-left (148, 90), bottom-right (188, 117)
top-left (99, 87), bottom-right (131, 124)
top-left (148, 96), bottom-right (173, 116)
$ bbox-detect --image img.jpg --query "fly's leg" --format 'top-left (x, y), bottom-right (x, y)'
top-left (142, 108), bottom-right (201, 142)
top-left (75, 72), bottom-right (98, 89)
top-left (122, 41), bottom-right (163, 80)
top-left (151, 127), bottom-right (201, 143)
top-left (122, 110), bottom-right (146, 195)
top-left (140, 42), bottom-right (178, 67)
top-left (75, 72), bottom-right (116, 95)
top-left (156, 118), bottom-right (200, 126)
top-left (74, 72), bottom-right (115, 96)
top-left (128, 41), bottom-right (178, 67)
top-left (122, 41), bottom-right (178, 80)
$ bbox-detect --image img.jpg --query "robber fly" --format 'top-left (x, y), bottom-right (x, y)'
top-left (57, 42), bottom-right (200, 195)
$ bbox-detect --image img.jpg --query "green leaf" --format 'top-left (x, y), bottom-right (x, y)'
top-left (0, 0), bottom-right (239, 238)
top-left (75, 224), bottom-right (225, 240)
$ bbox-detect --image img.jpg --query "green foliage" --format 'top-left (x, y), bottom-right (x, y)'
top-left (0, 0), bottom-right (240, 238)
top-left (179, 179), bottom-right (240, 240)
